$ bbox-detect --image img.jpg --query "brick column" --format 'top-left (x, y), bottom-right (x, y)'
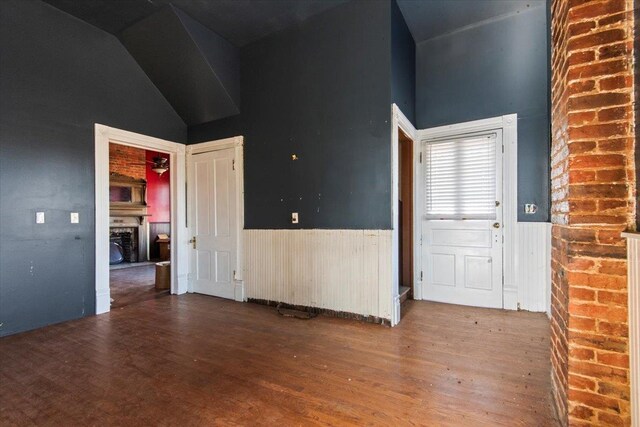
top-left (550, 0), bottom-right (637, 425)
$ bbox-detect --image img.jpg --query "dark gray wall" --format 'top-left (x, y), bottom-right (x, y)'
top-left (391, 0), bottom-right (415, 124)
top-left (416, 5), bottom-right (550, 222)
top-left (0, 0), bottom-right (186, 336)
top-left (122, 5), bottom-right (241, 125)
top-left (190, 0), bottom-right (393, 229)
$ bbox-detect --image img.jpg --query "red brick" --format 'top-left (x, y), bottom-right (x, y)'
top-left (567, 388), bottom-right (622, 413)
top-left (567, 28), bottom-right (626, 50)
top-left (598, 322), bottom-right (628, 341)
top-left (597, 352), bottom-right (629, 369)
top-left (597, 290), bottom-right (628, 306)
top-left (569, 375), bottom-right (597, 392)
top-left (568, 91), bottom-right (630, 110)
top-left (567, 59), bottom-right (627, 81)
top-left (598, 106), bottom-right (630, 122)
top-left (570, 287), bottom-right (596, 301)
top-left (568, 123), bottom-right (628, 140)
top-left (570, 347), bottom-right (596, 361)
top-left (598, 260), bottom-right (627, 275)
top-left (568, 0), bottom-right (626, 20)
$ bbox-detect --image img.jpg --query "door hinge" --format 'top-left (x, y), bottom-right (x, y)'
top-left (232, 159), bottom-right (235, 170)
top-left (419, 152), bottom-right (423, 163)
top-left (420, 271), bottom-right (423, 281)
top-left (502, 145), bottom-right (505, 153)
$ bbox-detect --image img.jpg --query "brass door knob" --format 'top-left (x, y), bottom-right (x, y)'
top-left (493, 222), bottom-right (501, 229)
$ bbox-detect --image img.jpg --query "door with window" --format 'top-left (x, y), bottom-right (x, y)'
top-left (188, 147), bottom-right (237, 299)
top-left (421, 131), bottom-right (503, 308)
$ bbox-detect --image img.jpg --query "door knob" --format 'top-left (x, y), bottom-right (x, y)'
top-left (493, 222), bottom-right (501, 229)
top-left (189, 236), bottom-right (197, 249)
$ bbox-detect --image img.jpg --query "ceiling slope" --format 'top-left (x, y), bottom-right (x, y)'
top-left (122, 5), bottom-right (240, 126)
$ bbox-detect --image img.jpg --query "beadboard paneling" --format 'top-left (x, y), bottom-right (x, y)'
top-left (516, 222), bottom-right (551, 313)
top-left (244, 230), bottom-right (393, 320)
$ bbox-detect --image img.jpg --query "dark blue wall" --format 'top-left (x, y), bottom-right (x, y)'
top-left (190, 0), bottom-right (393, 229)
top-left (0, 0), bottom-right (186, 336)
top-left (415, 5), bottom-right (550, 222)
top-left (391, 0), bottom-right (415, 124)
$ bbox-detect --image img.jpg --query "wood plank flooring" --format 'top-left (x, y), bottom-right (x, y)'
top-left (0, 295), bottom-right (558, 426)
top-left (110, 264), bottom-right (169, 309)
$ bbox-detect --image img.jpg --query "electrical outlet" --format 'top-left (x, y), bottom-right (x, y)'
top-left (524, 204), bottom-right (538, 214)
top-left (291, 212), bottom-right (299, 224)
top-left (36, 212), bottom-right (45, 224)
top-left (70, 212), bottom-right (79, 224)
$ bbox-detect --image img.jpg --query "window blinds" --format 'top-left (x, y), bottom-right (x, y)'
top-left (424, 134), bottom-right (497, 220)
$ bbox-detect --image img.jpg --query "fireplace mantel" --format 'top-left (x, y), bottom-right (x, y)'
top-left (622, 232), bottom-right (639, 427)
top-left (110, 173), bottom-right (149, 263)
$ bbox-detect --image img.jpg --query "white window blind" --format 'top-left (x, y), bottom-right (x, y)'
top-left (424, 134), bottom-right (497, 220)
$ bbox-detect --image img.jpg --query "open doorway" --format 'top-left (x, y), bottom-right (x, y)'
top-left (398, 129), bottom-right (414, 307)
top-left (95, 124), bottom-right (187, 315)
top-left (108, 143), bottom-right (172, 308)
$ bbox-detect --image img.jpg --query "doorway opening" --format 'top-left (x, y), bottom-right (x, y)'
top-left (398, 128), bottom-right (414, 308)
top-left (108, 143), bottom-right (172, 308)
top-left (95, 124), bottom-right (187, 315)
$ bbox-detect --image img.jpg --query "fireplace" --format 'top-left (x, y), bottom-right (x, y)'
top-left (109, 173), bottom-right (149, 263)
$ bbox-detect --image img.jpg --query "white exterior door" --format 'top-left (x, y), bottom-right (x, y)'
top-left (188, 148), bottom-right (237, 299)
top-left (421, 131), bottom-right (503, 308)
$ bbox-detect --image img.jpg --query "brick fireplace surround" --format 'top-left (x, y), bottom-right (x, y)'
top-left (550, 0), bottom-right (637, 425)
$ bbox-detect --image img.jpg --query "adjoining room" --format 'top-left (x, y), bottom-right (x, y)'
top-left (0, 0), bottom-right (637, 425)
top-left (108, 143), bottom-right (172, 308)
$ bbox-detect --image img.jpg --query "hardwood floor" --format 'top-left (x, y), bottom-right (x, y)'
top-left (0, 296), bottom-right (558, 426)
top-left (110, 264), bottom-right (169, 309)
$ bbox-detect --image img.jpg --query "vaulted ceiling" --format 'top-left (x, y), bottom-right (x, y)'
top-left (43, 0), bottom-right (348, 47)
top-left (397, 0), bottom-right (546, 43)
top-left (42, 0), bottom-right (547, 126)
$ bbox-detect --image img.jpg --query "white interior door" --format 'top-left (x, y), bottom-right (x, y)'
top-left (421, 131), bottom-right (503, 308)
top-left (189, 148), bottom-right (237, 299)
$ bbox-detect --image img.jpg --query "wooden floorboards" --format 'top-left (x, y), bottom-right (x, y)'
top-left (0, 295), bottom-right (558, 426)
top-left (110, 264), bottom-right (169, 309)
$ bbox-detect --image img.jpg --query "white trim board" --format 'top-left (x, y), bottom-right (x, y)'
top-left (391, 104), bottom-right (418, 326)
top-left (622, 232), bottom-right (640, 427)
top-left (186, 136), bottom-right (245, 301)
top-left (94, 124), bottom-right (188, 314)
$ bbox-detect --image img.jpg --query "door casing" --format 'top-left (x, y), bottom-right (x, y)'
top-left (94, 124), bottom-right (188, 314)
top-left (413, 114), bottom-right (519, 311)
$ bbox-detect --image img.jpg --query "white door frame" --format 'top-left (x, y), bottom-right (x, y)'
top-left (391, 104), bottom-right (419, 326)
top-left (186, 136), bottom-right (245, 302)
top-left (416, 114), bottom-right (519, 310)
top-left (94, 124), bottom-right (188, 314)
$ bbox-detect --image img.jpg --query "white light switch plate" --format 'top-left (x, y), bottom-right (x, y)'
top-left (70, 212), bottom-right (79, 223)
top-left (291, 212), bottom-right (299, 224)
top-left (36, 212), bottom-right (45, 224)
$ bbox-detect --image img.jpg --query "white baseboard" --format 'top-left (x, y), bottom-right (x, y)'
top-left (96, 289), bottom-right (111, 314)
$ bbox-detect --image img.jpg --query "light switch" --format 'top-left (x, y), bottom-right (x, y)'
top-left (70, 212), bottom-right (79, 224)
top-left (36, 212), bottom-right (45, 224)
top-left (291, 212), bottom-right (299, 224)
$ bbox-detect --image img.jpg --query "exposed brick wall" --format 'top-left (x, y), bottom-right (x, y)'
top-left (550, 0), bottom-right (637, 425)
top-left (109, 143), bottom-right (146, 180)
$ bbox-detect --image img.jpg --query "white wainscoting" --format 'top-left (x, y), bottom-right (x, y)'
top-left (243, 230), bottom-right (393, 321)
top-left (622, 232), bottom-right (639, 427)
top-left (516, 222), bottom-right (552, 314)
